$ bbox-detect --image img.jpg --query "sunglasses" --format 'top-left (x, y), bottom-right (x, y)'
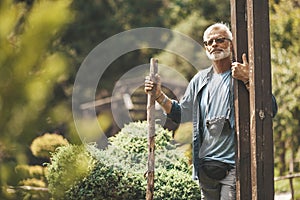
top-left (203, 37), bottom-right (231, 46)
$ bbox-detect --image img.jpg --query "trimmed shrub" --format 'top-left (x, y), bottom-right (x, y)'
top-left (30, 133), bottom-right (69, 158)
top-left (18, 178), bottom-right (47, 188)
top-left (66, 161), bottom-right (146, 200)
top-left (15, 165), bottom-right (46, 182)
top-left (46, 144), bottom-right (96, 199)
top-left (46, 121), bottom-right (201, 199)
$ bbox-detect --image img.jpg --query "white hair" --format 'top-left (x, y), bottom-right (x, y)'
top-left (203, 23), bottom-right (232, 41)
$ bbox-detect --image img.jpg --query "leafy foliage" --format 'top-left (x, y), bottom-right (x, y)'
top-left (270, 0), bottom-right (300, 176)
top-left (66, 161), bottom-right (146, 200)
top-left (47, 122), bottom-right (200, 199)
top-left (46, 144), bottom-right (96, 199)
top-left (18, 178), bottom-right (46, 188)
top-left (30, 133), bottom-right (69, 158)
top-left (10, 133), bottom-right (70, 199)
top-left (0, 2), bottom-right (77, 196)
top-left (61, 0), bottom-right (230, 92)
top-left (270, 0), bottom-right (300, 54)
top-left (15, 165), bottom-right (45, 182)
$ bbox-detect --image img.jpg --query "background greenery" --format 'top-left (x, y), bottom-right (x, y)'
top-left (46, 122), bottom-right (200, 200)
top-left (0, 0), bottom-right (299, 199)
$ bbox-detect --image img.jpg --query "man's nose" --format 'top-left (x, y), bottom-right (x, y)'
top-left (211, 39), bottom-right (218, 46)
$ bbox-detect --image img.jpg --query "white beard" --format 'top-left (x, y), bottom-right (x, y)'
top-left (206, 46), bottom-right (231, 61)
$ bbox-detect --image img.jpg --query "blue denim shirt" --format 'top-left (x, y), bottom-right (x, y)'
top-left (167, 66), bottom-right (278, 180)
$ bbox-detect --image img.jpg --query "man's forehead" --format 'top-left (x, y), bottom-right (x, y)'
top-left (205, 29), bottom-right (228, 39)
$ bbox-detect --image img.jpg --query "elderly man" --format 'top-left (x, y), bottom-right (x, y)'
top-left (145, 23), bottom-right (277, 200)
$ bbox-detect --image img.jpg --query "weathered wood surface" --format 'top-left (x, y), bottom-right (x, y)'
top-left (146, 58), bottom-right (158, 200)
top-left (231, 0), bottom-right (274, 199)
top-left (247, 0), bottom-right (274, 199)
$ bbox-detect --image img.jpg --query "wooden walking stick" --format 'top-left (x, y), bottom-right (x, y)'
top-left (146, 58), bottom-right (158, 200)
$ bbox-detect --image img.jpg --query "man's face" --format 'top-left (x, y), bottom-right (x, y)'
top-left (203, 29), bottom-right (232, 61)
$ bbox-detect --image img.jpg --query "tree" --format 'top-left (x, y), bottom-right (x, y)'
top-left (0, 0), bottom-right (76, 198)
top-left (270, 0), bottom-right (300, 175)
top-left (60, 0), bottom-right (230, 93)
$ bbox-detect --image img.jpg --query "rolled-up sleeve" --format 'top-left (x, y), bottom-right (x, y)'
top-left (167, 100), bottom-right (182, 124)
top-left (166, 77), bottom-right (196, 124)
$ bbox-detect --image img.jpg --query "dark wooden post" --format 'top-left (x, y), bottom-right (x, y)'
top-left (231, 1), bottom-right (251, 199)
top-left (146, 58), bottom-right (158, 200)
top-left (231, 0), bottom-right (274, 199)
top-left (247, 0), bottom-right (274, 199)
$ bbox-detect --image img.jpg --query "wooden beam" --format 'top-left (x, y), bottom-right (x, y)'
top-left (230, 0), bottom-right (251, 199)
top-left (247, 0), bottom-right (274, 199)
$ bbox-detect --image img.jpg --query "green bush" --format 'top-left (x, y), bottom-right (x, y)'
top-left (66, 161), bottom-right (146, 200)
top-left (18, 178), bottom-right (47, 188)
top-left (46, 144), bottom-right (96, 199)
top-left (46, 121), bottom-right (201, 199)
top-left (8, 134), bottom-right (69, 200)
top-left (15, 165), bottom-right (46, 184)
